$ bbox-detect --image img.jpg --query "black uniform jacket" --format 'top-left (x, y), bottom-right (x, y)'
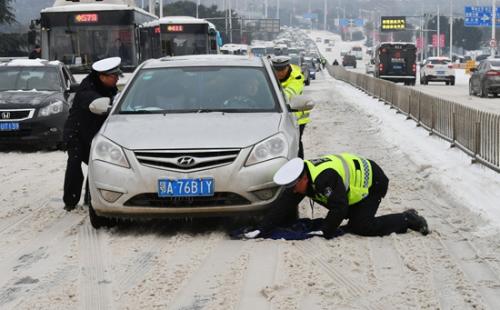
top-left (305, 168), bottom-right (349, 238)
top-left (64, 72), bottom-right (118, 146)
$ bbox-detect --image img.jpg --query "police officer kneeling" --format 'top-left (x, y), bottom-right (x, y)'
top-left (272, 154), bottom-right (430, 238)
top-left (62, 57), bottom-right (121, 211)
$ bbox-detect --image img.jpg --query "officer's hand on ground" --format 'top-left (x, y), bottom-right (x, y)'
top-left (307, 230), bottom-right (324, 237)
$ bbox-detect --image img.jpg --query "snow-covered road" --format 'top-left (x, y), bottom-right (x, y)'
top-left (311, 30), bottom-right (500, 115)
top-left (1, 66), bottom-right (500, 309)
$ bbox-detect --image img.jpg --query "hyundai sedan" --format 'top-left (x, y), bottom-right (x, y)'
top-left (0, 59), bottom-right (77, 149)
top-left (87, 55), bottom-right (313, 228)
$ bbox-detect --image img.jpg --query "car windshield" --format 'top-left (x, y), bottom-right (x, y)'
top-left (0, 67), bottom-right (61, 91)
top-left (429, 59), bottom-right (450, 65)
top-left (118, 66), bottom-right (279, 114)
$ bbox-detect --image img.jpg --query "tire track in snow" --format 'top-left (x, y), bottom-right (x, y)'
top-left (295, 239), bottom-right (385, 310)
top-left (78, 223), bottom-right (113, 310)
top-left (166, 239), bottom-right (244, 310)
top-left (237, 242), bottom-right (279, 310)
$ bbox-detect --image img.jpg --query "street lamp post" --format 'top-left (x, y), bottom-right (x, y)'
top-left (492, 0), bottom-right (497, 57)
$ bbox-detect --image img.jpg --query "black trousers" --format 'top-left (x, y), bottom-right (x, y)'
top-left (298, 124), bottom-right (306, 159)
top-left (63, 138), bottom-right (90, 207)
top-left (345, 161), bottom-right (409, 236)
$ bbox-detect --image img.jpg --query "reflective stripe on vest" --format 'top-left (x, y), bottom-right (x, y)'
top-left (304, 153), bottom-right (373, 205)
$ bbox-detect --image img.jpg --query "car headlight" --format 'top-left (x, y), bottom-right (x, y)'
top-left (39, 100), bottom-right (64, 117)
top-left (246, 133), bottom-right (288, 166)
top-left (92, 135), bottom-right (130, 168)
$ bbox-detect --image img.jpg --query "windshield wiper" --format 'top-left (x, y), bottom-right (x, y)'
top-left (120, 110), bottom-right (157, 114)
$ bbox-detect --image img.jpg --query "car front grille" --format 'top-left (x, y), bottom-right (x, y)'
top-left (124, 192), bottom-right (251, 208)
top-left (0, 109), bottom-right (35, 121)
top-left (134, 149), bottom-right (240, 171)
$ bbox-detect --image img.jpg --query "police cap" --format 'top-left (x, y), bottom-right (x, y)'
top-left (273, 158), bottom-right (305, 187)
top-left (92, 57), bottom-right (123, 76)
top-left (271, 56), bottom-right (291, 70)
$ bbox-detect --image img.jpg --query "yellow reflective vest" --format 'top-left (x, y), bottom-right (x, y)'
top-left (280, 64), bottom-right (310, 125)
top-left (304, 153), bottom-right (373, 205)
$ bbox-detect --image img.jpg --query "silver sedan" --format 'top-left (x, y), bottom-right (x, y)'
top-left (87, 55), bottom-right (314, 228)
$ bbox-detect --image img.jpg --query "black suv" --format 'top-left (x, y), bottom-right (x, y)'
top-left (0, 59), bottom-right (77, 149)
top-left (342, 54), bottom-right (357, 68)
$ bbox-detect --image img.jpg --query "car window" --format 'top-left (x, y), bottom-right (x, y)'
top-left (118, 66), bottom-right (279, 114)
top-left (429, 59), bottom-right (450, 65)
top-left (0, 67), bottom-right (62, 91)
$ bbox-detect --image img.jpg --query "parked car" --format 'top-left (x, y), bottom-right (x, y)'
top-left (342, 54), bottom-right (357, 68)
top-left (469, 58), bottom-right (500, 97)
top-left (0, 59), bottom-right (77, 149)
top-left (420, 57), bottom-right (455, 85)
top-left (365, 59), bottom-right (375, 74)
top-left (86, 55), bottom-right (314, 228)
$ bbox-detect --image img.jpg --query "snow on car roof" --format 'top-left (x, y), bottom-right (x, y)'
top-left (0, 59), bottom-right (61, 67)
top-left (143, 55), bottom-right (263, 69)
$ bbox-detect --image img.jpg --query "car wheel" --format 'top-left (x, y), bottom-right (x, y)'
top-left (445, 81), bottom-right (450, 85)
top-left (450, 79), bottom-right (455, 86)
top-left (89, 202), bottom-right (117, 229)
top-left (421, 76), bottom-right (427, 85)
top-left (305, 78), bottom-right (310, 86)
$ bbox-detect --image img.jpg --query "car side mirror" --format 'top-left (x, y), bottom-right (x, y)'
top-left (67, 82), bottom-right (80, 93)
top-left (89, 97), bottom-right (111, 115)
top-left (289, 95), bottom-right (315, 111)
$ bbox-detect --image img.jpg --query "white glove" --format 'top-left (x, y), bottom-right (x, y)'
top-left (307, 230), bottom-right (324, 237)
top-left (243, 229), bottom-right (261, 239)
top-left (89, 97), bottom-right (111, 115)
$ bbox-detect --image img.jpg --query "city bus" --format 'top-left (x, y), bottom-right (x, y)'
top-left (40, 0), bottom-right (157, 72)
top-left (141, 16), bottom-right (220, 57)
top-left (374, 42), bottom-right (417, 86)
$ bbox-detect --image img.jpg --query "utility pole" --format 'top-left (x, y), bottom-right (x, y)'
top-left (449, 0), bottom-right (453, 59)
top-left (265, 0), bottom-right (268, 18)
top-left (229, 0), bottom-right (233, 43)
top-left (196, 0), bottom-right (200, 18)
top-left (277, 0), bottom-right (280, 20)
top-left (159, 0), bottom-right (163, 18)
top-left (420, 8), bottom-right (424, 62)
top-left (492, 0), bottom-right (497, 57)
top-left (437, 5), bottom-right (440, 57)
top-left (324, 0), bottom-right (328, 31)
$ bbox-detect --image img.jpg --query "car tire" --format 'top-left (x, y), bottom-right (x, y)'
top-left (89, 202), bottom-right (117, 229)
top-left (305, 78), bottom-right (310, 86)
top-left (450, 78), bottom-right (455, 86)
top-left (445, 81), bottom-right (450, 85)
top-left (421, 76), bottom-right (427, 85)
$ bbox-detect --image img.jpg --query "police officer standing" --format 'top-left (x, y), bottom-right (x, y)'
top-left (63, 57), bottom-right (121, 211)
top-left (270, 154), bottom-right (430, 239)
top-left (271, 56), bottom-right (310, 159)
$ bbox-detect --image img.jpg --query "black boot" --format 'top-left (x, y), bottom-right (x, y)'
top-left (404, 209), bottom-right (430, 235)
top-left (64, 204), bottom-right (76, 212)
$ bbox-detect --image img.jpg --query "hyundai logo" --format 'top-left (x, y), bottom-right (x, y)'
top-left (177, 156), bottom-right (196, 168)
top-left (1, 112), bottom-right (10, 119)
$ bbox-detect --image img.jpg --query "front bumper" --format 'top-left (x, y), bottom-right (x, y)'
top-left (0, 113), bottom-right (66, 145)
top-left (89, 147), bottom-right (290, 219)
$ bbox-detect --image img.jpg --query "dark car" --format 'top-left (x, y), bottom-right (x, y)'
top-left (342, 54), bottom-right (357, 68)
top-left (303, 57), bottom-right (316, 80)
top-left (469, 59), bottom-right (500, 97)
top-left (0, 59), bottom-right (77, 148)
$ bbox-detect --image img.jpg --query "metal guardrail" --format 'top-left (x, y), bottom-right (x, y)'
top-left (327, 65), bottom-right (500, 173)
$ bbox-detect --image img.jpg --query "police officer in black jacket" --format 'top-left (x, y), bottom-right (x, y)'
top-left (63, 57), bottom-right (121, 211)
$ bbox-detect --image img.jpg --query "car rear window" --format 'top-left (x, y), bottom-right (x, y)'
top-left (429, 59), bottom-right (450, 65)
top-left (0, 67), bottom-right (61, 91)
top-left (118, 66), bottom-right (279, 114)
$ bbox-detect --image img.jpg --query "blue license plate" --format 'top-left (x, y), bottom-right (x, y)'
top-left (436, 71), bottom-right (445, 75)
top-left (158, 178), bottom-right (214, 197)
top-left (0, 122), bottom-right (19, 131)
top-left (392, 65), bottom-right (402, 70)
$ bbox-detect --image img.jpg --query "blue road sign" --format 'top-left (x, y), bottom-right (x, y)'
top-left (464, 6), bottom-right (500, 27)
top-left (339, 18), bottom-right (364, 27)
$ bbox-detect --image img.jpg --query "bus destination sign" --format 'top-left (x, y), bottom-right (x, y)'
top-left (381, 16), bottom-right (406, 32)
top-left (167, 25), bottom-right (184, 32)
top-left (74, 14), bottom-right (99, 23)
